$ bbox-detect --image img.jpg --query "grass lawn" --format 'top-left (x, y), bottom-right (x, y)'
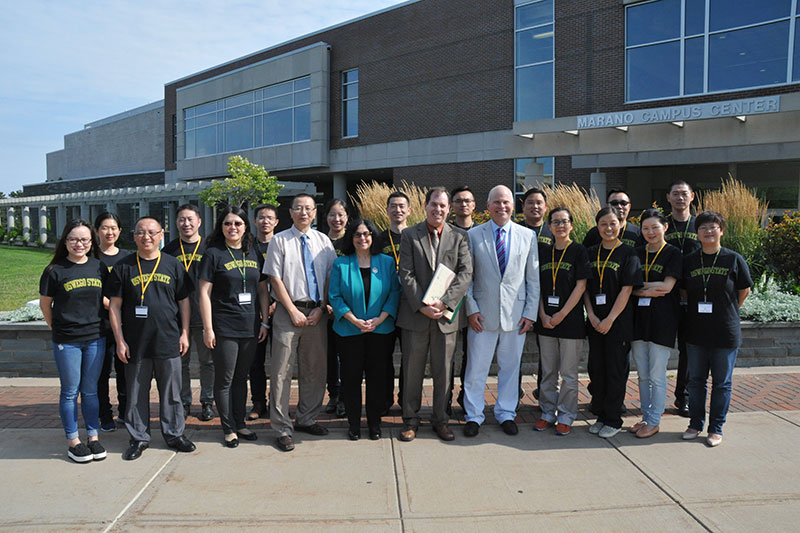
top-left (0, 245), bottom-right (54, 311)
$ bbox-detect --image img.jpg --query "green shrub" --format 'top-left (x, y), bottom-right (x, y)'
top-left (0, 304), bottom-right (44, 322)
top-left (765, 210), bottom-right (800, 294)
top-left (740, 275), bottom-right (800, 322)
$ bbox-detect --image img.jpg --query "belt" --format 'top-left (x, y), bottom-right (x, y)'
top-left (292, 300), bottom-right (320, 310)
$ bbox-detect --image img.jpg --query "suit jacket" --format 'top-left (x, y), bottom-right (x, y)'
top-left (464, 221), bottom-right (540, 332)
top-left (396, 221), bottom-right (472, 333)
top-left (328, 253), bottom-right (401, 337)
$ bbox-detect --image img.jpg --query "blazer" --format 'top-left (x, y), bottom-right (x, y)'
top-left (328, 253), bottom-right (401, 337)
top-left (396, 221), bottom-right (473, 333)
top-left (464, 221), bottom-right (540, 332)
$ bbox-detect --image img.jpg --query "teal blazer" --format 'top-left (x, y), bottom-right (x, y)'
top-left (328, 253), bottom-right (401, 337)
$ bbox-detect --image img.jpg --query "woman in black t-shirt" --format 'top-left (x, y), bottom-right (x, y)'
top-left (534, 207), bottom-right (590, 436)
top-left (630, 209), bottom-right (682, 439)
top-left (39, 219), bottom-right (108, 463)
top-left (94, 211), bottom-right (131, 431)
top-left (198, 206), bottom-right (269, 448)
top-left (681, 211), bottom-right (752, 447)
top-left (583, 208), bottom-right (643, 439)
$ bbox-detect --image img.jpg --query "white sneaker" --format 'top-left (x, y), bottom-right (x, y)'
top-left (588, 421), bottom-right (604, 434)
top-left (598, 425), bottom-right (621, 439)
top-left (706, 433), bottom-right (722, 447)
top-left (682, 428), bottom-right (700, 440)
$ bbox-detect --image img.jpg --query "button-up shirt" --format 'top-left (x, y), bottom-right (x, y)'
top-left (263, 225), bottom-right (336, 303)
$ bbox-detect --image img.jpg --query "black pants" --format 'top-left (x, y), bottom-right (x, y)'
top-left (587, 330), bottom-right (630, 429)
top-left (249, 330), bottom-right (270, 405)
top-left (98, 331), bottom-right (127, 422)
top-left (212, 337), bottom-right (256, 435)
top-left (674, 308), bottom-right (690, 405)
top-left (339, 332), bottom-right (394, 431)
top-left (326, 322), bottom-right (342, 399)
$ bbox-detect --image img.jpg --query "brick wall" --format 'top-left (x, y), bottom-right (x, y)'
top-left (393, 160), bottom-right (515, 208)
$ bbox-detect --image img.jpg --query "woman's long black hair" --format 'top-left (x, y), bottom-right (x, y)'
top-left (47, 219), bottom-right (100, 271)
top-left (207, 205), bottom-right (255, 254)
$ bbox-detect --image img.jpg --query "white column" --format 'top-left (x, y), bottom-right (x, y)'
top-left (7, 207), bottom-right (15, 237)
top-left (333, 173), bottom-right (347, 200)
top-left (39, 206), bottom-right (48, 245)
top-left (56, 205), bottom-right (67, 237)
top-left (590, 171), bottom-right (607, 204)
top-left (21, 206), bottom-right (31, 242)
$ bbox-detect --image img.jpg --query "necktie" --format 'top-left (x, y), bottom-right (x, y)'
top-left (496, 227), bottom-right (506, 276)
top-left (430, 230), bottom-right (439, 266)
top-left (301, 234), bottom-right (319, 302)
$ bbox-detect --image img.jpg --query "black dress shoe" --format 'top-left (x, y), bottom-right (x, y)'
top-left (276, 435), bottom-right (295, 452)
top-left (348, 429), bottom-right (361, 441)
top-left (676, 401), bottom-right (690, 417)
top-left (199, 403), bottom-right (214, 422)
top-left (369, 427), bottom-right (381, 440)
top-left (501, 420), bottom-right (519, 435)
top-left (225, 436), bottom-right (239, 448)
top-left (434, 424), bottom-right (455, 441)
top-left (167, 435), bottom-right (196, 453)
top-left (295, 423), bottom-right (329, 436)
top-left (325, 395), bottom-right (338, 414)
top-left (335, 400), bottom-right (346, 418)
top-left (464, 421), bottom-right (480, 437)
top-left (123, 440), bottom-right (149, 461)
top-left (238, 428), bottom-right (258, 441)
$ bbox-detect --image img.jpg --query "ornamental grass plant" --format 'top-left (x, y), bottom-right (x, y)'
top-left (349, 180), bottom-right (427, 231)
top-left (540, 182), bottom-right (602, 243)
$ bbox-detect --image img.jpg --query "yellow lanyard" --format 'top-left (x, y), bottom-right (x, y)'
top-left (388, 230), bottom-right (400, 271)
top-left (551, 241), bottom-right (571, 294)
top-left (135, 252), bottom-right (162, 306)
top-left (644, 242), bottom-right (666, 282)
top-left (226, 246), bottom-right (248, 292)
top-left (178, 236), bottom-right (201, 272)
top-left (596, 241), bottom-right (620, 292)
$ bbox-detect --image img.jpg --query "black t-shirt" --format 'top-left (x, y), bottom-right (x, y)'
top-left (104, 253), bottom-right (192, 360)
top-left (255, 239), bottom-right (270, 262)
top-left (162, 237), bottom-right (206, 327)
top-left (633, 243), bottom-right (682, 347)
top-left (98, 249), bottom-right (131, 330)
top-left (682, 247), bottom-right (753, 348)
top-left (524, 221), bottom-right (554, 247)
top-left (535, 242), bottom-right (591, 339)
top-left (586, 243), bottom-right (643, 341)
top-left (378, 229), bottom-right (402, 269)
top-left (332, 236), bottom-right (346, 257)
top-left (39, 258), bottom-right (106, 343)
top-left (583, 221), bottom-right (644, 249)
top-left (665, 214), bottom-right (701, 256)
top-left (198, 244), bottom-right (264, 337)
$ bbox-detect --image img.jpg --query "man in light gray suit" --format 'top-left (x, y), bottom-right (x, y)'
top-left (462, 185), bottom-right (540, 437)
top-left (396, 187), bottom-right (472, 442)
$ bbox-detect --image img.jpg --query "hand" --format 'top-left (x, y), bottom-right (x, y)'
top-left (594, 317), bottom-right (614, 335)
top-left (357, 318), bottom-right (376, 333)
top-left (179, 332), bottom-right (190, 356)
top-left (540, 314), bottom-right (553, 329)
top-left (116, 340), bottom-right (130, 363)
top-left (268, 301), bottom-right (276, 317)
top-left (305, 307), bottom-right (324, 327)
top-left (518, 317), bottom-right (533, 334)
top-left (588, 313), bottom-right (601, 330)
top-left (203, 328), bottom-right (216, 350)
top-left (289, 307), bottom-right (307, 327)
top-left (258, 324), bottom-right (268, 342)
top-left (326, 304), bottom-right (333, 315)
top-left (549, 311), bottom-right (564, 328)
top-left (468, 313), bottom-right (484, 333)
top-left (430, 299), bottom-right (446, 312)
top-left (420, 305), bottom-right (444, 320)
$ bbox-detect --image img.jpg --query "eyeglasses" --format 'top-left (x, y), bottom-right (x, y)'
top-left (550, 220), bottom-right (571, 227)
top-left (256, 216), bottom-right (276, 222)
top-left (354, 231), bottom-right (372, 239)
top-left (223, 220), bottom-right (244, 227)
top-left (453, 198), bottom-right (474, 205)
top-left (291, 206), bottom-right (316, 213)
top-left (608, 200), bottom-right (630, 207)
top-left (698, 225), bottom-right (721, 232)
top-left (134, 230), bottom-right (162, 238)
top-left (66, 238), bottom-right (91, 245)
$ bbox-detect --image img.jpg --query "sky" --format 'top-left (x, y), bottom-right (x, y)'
top-left (0, 0), bottom-right (407, 195)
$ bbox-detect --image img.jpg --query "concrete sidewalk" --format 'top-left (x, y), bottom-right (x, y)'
top-left (1, 370), bottom-right (799, 532)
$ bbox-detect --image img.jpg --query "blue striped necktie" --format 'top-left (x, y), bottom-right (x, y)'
top-left (495, 227), bottom-right (506, 276)
top-left (301, 234), bottom-right (319, 302)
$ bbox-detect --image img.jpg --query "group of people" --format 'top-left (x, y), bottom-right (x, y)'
top-left (39, 179), bottom-right (752, 463)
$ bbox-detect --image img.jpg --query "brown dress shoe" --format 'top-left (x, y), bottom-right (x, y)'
top-left (398, 425), bottom-right (418, 442)
top-left (434, 424), bottom-right (455, 441)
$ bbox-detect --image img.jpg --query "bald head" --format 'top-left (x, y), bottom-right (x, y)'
top-left (487, 185), bottom-right (514, 226)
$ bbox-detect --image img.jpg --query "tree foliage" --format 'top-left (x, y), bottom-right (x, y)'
top-left (199, 155), bottom-right (283, 209)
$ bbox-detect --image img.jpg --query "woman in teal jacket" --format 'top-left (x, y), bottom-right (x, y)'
top-left (328, 218), bottom-right (401, 441)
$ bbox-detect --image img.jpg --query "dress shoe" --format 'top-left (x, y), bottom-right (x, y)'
top-left (276, 435), bottom-right (295, 452)
top-left (247, 401), bottom-right (266, 421)
top-left (123, 440), bottom-right (149, 461)
top-left (224, 436), bottom-right (239, 448)
top-left (706, 433), bottom-right (723, 447)
top-left (325, 395), bottom-right (339, 414)
top-left (398, 425), bottom-right (417, 442)
top-left (295, 423), bottom-right (329, 436)
top-left (335, 400), bottom-right (346, 418)
top-left (555, 423), bottom-right (571, 436)
top-left (629, 421), bottom-right (647, 433)
top-left (676, 401), bottom-right (690, 418)
top-left (463, 421), bottom-right (480, 437)
top-left (237, 428), bottom-right (258, 441)
top-left (533, 419), bottom-right (552, 431)
top-left (636, 424), bottom-right (660, 439)
top-left (434, 424), bottom-right (455, 441)
top-left (348, 429), bottom-right (361, 441)
top-left (167, 435), bottom-right (196, 452)
top-left (200, 403), bottom-right (215, 421)
top-left (369, 427), bottom-right (382, 440)
top-left (183, 403), bottom-right (191, 419)
top-left (682, 427), bottom-right (700, 440)
top-left (501, 420), bottom-right (519, 435)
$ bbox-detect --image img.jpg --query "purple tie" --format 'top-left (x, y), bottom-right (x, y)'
top-left (495, 227), bottom-right (506, 276)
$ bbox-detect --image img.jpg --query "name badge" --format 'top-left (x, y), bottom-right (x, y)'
top-left (595, 294), bottom-right (607, 306)
top-left (698, 302), bottom-right (713, 314)
top-left (547, 296), bottom-right (560, 307)
top-left (238, 292), bottom-right (252, 305)
top-left (135, 306), bottom-right (148, 319)
top-left (638, 297), bottom-right (651, 307)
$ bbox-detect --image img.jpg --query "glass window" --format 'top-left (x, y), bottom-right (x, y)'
top-left (184, 108), bottom-right (195, 119)
top-left (185, 118), bottom-right (195, 130)
top-left (515, 62), bottom-right (553, 122)
top-left (516, 24), bottom-right (554, 66)
top-left (225, 117), bottom-right (254, 152)
top-left (196, 113), bottom-right (216, 128)
top-left (294, 105), bottom-right (311, 141)
top-left (264, 109), bottom-right (293, 146)
top-left (195, 126), bottom-right (216, 157)
top-left (225, 104), bottom-right (253, 121)
top-left (265, 81), bottom-right (293, 98)
top-left (627, 0), bottom-right (680, 46)
top-left (709, 21), bottom-right (790, 91)
top-left (194, 102), bottom-right (216, 116)
top-left (185, 131), bottom-right (195, 159)
top-left (225, 93), bottom-right (253, 108)
top-left (264, 94), bottom-right (293, 112)
top-left (294, 89), bottom-right (310, 106)
top-left (627, 41), bottom-right (681, 101)
top-left (516, 0), bottom-right (552, 30)
top-left (343, 70), bottom-right (358, 84)
top-left (684, 37), bottom-right (705, 94)
top-left (295, 77), bottom-right (311, 90)
top-left (342, 68), bottom-right (359, 137)
top-left (685, 0), bottom-right (706, 36)
top-left (254, 114), bottom-right (262, 147)
top-left (709, 0), bottom-right (791, 32)
top-left (794, 22), bottom-right (800, 81)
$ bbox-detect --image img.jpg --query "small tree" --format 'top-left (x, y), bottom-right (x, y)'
top-left (199, 155), bottom-right (283, 209)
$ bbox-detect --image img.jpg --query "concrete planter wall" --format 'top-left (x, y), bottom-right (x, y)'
top-left (1, 321), bottom-right (798, 377)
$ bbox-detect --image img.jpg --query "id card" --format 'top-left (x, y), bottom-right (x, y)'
top-left (547, 296), bottom-right (560, 307)
top-left (238, 292), bottom-right (252, 305)
top-left (595, 294), bottom-right (607, 306)
top-left (698, 301), bottom-right (713, 314)
top-left (638, 297), bottom-right (651, 307)
top-left (135, 305), bottom-right (148, 319)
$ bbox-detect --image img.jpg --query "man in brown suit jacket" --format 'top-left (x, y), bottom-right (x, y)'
top-left (396, 187), bottom-right (473, 441)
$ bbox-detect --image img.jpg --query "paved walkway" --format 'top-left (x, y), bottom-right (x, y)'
top-left (1, 368), bottom-right (799, 531)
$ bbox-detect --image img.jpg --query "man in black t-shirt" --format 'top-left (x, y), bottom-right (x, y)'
top-left (162, 204), bottom-right (214, 422)
top-left (107, 217), bottom-right (196, 461)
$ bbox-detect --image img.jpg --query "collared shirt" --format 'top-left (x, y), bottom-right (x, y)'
top-left (426, 222), bottom-right (444, 237)
top-left (263, 225), bottom-right (336, 303)
top-left (490, 219), bottom-right (512, 253)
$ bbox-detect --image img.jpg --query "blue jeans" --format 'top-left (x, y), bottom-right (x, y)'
top-left (52, 338), bottom-right (106, 439)
top-left (686, 343), bottom-right (737, 435)
top-left (631, 340), bottom-right (671, 426)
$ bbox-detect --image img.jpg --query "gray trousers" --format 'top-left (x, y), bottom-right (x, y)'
top-left (181, 326), bottom-right (214, 406)
top-left (125, 356), bottom-right (184, 443)
top-left (270, 304), bottom-right (327, 437)
top-left (401, 322), bottom-right (456, 427)
top-left (537, 335), bottom-right (582, 426)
